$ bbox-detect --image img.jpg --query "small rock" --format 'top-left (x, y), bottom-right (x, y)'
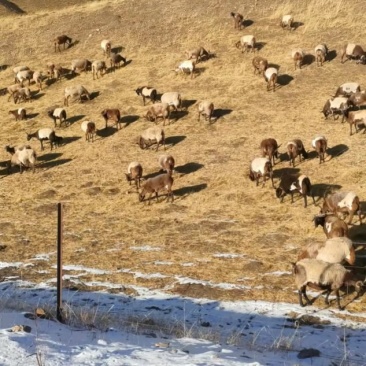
top-left (297, 348), bottom-right (321, 359)
top-left (155, 342), bottom-right (170, 348)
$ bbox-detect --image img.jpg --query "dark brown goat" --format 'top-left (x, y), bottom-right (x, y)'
top-left (230, 12), bottom-right (244, 29)
top-left (286, 139), bottom-right (308, 167)
top-left (260, 138), bottom-right (279, 166)
top-left (101, 109), bottom-right (121, 130)
top-left (54, 35), bottom-right (72, 52)
top-left (276, 173), bottom-right (315, 208)
top-left (110, 53), bottom-right (126, 71)
top-left (313, 214), bottom-right (349, 238)
top-left (252, 56), bottom-right (268, 75)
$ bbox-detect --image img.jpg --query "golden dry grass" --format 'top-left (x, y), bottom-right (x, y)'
top-left (0, 0), bottom-right (366, 315)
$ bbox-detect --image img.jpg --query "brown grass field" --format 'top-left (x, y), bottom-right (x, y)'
top-left (0, 0), bottom-right (366, 318)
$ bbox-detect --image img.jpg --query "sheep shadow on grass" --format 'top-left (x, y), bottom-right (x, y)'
top-left (175, 162), bottom-right (204, 175)
top-left (292, 21), bottom-right (304, 30)
top-left (326, 144), bottom-right (349, 159)
top-left (311, 183), bottom-right (342, 204)
top-left (242, 19), bottom-right (254, 28)
top-left (349, 222), bottom-right (366, 243)
top-left (165, 135), bottom-right (186, 147)
top-left (37, 153), bottom-right (63, 162)
top-left (96, 127), bottom-right (118, 139)
top-left (39, 158), bottom-right (72, 170)
top-left (273, 167), bottom-right (300, 180)
top-left (327, 50), bottom-right (337, 62)
top-left (89, 91), bottom-right (100, 101)
top-left (111, 46), bottom-right (124, 54)
top-left (303, 54), bottom-right (315, 67)
top-left (276, 74), bottom-right (294, 89)
top-left (256, 42), bottom-right (267, 52)
top-left (61, 136), bottom-right (82, 145)
top-left (213, 109), bottom-right (233, 121)
top-left (171, 110), bottom-right (189, 122)
top-left (68, 40), bottom-right (79, 49)
top-left (120, 115), bottom-right (139, 127)
top-left (67, 114), bottom-right (85, 126)
top-left (0, 64), bottom-right (9, 71)
top-left (31, 92), bottom-right (45, 101)
top-left (26, 113), bottom-right (39, 120)
top-left (183, 99), bottom-right (197, 109)
top-left (173, 183), bottom-right (208, 200)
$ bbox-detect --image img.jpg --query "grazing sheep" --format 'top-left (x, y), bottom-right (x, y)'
top-left (315, 44), bottom-right (328, 66)
top-left (292, 258), bottom-right (362, 310)
top-left (340, 43), bottom-right (366, 64)
top-left (197, 100), bottom-right (214, 123)
top-left (139, 173), bottom-right (174, 204)
top-left (81, 120), bottom-right (96, 142)
top-left (313, 214), bottom-right (349, 239)
top-left (311, 135), bottom-right (327, 164)
top-left (322, 97), bottom-right (349, 121)
top-left (92, 60), bottom-right (107, 80)
top-left (235, 35), bottom-right (256, 53)
top-left (71, 59), bottom-right (92, 74)
top-left (292, 49), bottom-right (305, 70)
top-left (13, 87), bottom-right (31, 104)
top-left (135, 86), bottom-right (157, 106)
top-left (139, 126), bottom-right (165, 151)
top-left (47, 108), bottom-right (67, 127)
top-left (286, 139), bottom-right (308, 166)
top-left (54, 35), bottom-right (72, 52)
top-left (46, 62), bottom-right (55, 79)
top-left (260, 138), bottom-right (279, 166)
top-left (64, 85), bottom-right (91, 106)
top-left (175, 60), bottom-right (196, 79)
top-left (249, 157), bottom-right (274, 188)
top-left (230, 12), bottom-right (244, 29)
top-left (110, 53), bottom-right (126, 70)
top-left (321, 191), bottom-right (362, 225)
top-left (276, 173), bottom-right (315, 208)
top-left (252, 56), bottom-right (268, 75)
top-left (125, 162), bottom-right (143, 188)
top-left (101, 39), bottom-right (112, 56)
top-left (6, 84), bottom-right (21, 102)
top-left (185, 47), bottom-right (213, 63)
top-left (46, 63), bottom-right (66, 82)
top-left (344, 109), bottom-right (366, 135)
top-left (5, 144), bottom-right (32, 156)
top-left (26, 128), bottom-right (62, 151)
top-left (101, 109), bottom-right (121, 129)
top-left (8, 108), bottom-right (26, 121)
top-left (334, 82), bottom-right (361, 97)
top-left (145, 103), bottom-right (170, 126)
top-left (298, 237), bottom-right (355, 265)
top-left (158, 154), bottom-right (175, 175)
top-left (280, 14), bottom-right (293, 30)
top-left (264, 67), bottom-right (278, 92)
top-left (16, 70), bottom-right (33, 87)
top-left (32, 71), bottom-right (43, 90)
top-left (7, 146), bottom-right (37, 174)
top-left (161, 92), bottom-right (182, 112)
top-left (348, 90), bottom-right (366, 109)
top-left (13, 66), bottom-right (30, 83)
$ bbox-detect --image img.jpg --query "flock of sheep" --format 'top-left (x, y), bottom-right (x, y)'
top-left (2, 9), bottom-right (366, 310)
top-left (231, 13), bottom-right (365, 310)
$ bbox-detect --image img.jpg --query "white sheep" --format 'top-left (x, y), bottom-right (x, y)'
top-left (298, 237), bottom-right (355, 265)
top-left (139, 126), bottom-right (165, 151)
top-left (161, 92), bottom-right (182, 111)
top-left (125, 162), bottom-right (143, 188)
top-left (81, 120), bottom-right (96, 142)
top-left (8, 146), bottom-right (37, 174)
top-left (175, 60), bottom-right (196, 79)
top-left (236, 35), bottom-right (256, 53)
top-left (64, 85), bottom-right (91, 106)
top-left (293, 258), bottom-right (362, 310)
top-left (280, 15), bottom-right (294, 30)
top-left (101, 39), bottom-right (112, 56)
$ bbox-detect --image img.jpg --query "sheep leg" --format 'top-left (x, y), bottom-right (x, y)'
top-left (347, 211), bottom-right (355, 225)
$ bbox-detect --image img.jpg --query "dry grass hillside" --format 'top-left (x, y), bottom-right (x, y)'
top-left (0, 0), bottom-right (366, 317)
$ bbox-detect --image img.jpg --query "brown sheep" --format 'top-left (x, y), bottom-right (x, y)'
top-left (54, 35), bottom-right (72, 52)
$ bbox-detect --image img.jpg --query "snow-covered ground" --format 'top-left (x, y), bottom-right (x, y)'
top-left (1, 263), bottom-right (366, 365)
